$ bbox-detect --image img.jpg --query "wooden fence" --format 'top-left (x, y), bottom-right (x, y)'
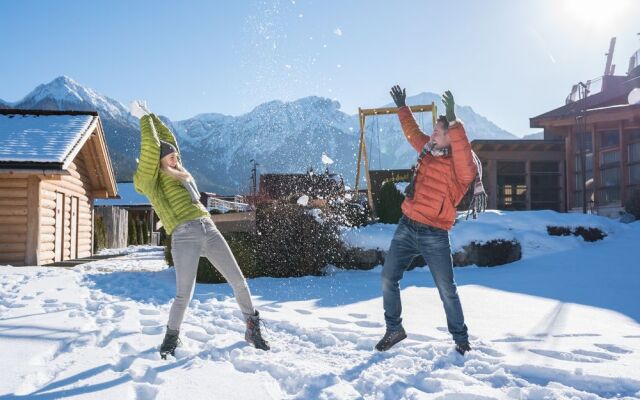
top-left (95, 206), bottom-right (128, 249)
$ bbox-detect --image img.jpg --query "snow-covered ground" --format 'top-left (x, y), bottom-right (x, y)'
top-left (1, 211), bottom-right (639, 399)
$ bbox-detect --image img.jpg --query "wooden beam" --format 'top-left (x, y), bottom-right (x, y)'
top-left (354, 109), bottom-right (365, 193)
top-left (25, 176), bottom-right (41, 266)
top-left (359, 104), bottom-right (437, 117)
top-left (80, 138), bottom-right (101, 193)
top-left (92, 189), bottom-right (109, 199)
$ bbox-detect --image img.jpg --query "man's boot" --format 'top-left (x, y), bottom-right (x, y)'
top-left (375, 328), bottom-right (407, 351)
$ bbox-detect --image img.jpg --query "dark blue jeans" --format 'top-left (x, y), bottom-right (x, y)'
top-left (381, 215), bottom-right (469, 344)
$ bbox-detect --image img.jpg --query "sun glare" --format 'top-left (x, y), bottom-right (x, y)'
top-left (562, 0), bottom-right (631, 29)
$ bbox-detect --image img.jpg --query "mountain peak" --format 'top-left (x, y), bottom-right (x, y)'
top-left (22, 75), bottom-right (92, 105)
top-left (51, 75), bottom-right (78, 86)
top-left (247, 96), bottom-right (342, 118)
top-left (15, 76), bottom-right (130, 120)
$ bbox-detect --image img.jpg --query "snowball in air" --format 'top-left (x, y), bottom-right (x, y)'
top-left (297, 195), bottom-right (309, 206)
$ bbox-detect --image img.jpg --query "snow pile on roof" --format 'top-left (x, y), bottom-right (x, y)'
top-left (0, 113), bottom-right (94, 163)
top-left (95, 182), bottom-right (151, 206)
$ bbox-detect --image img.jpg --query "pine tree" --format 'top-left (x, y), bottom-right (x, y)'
top-left (141, 219), bottom-right (149, 244)
top-left (128, 217), bottom-right (138, 245)
top-left (377, 180), bottom-right (405, 224)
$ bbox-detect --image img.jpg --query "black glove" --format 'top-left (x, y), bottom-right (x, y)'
top-left (442, 90), bottom-right (456, 123)
top-left (390, 85), bottom-right (407, 108)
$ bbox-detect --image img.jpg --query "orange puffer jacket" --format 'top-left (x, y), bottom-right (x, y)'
top-left (397, 106), bottom-right (476, 231)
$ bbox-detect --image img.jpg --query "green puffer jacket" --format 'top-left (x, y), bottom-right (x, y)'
top-left (133, 114), bottom-right (208, 235)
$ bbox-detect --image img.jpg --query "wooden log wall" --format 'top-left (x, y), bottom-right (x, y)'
top-left (0, 175), bottom-right (28, 266)
top-left (39, 153), bottom-right (94, 265)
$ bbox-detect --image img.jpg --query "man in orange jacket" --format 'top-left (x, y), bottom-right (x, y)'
top-left (375, 86), bottom-right (476, 355)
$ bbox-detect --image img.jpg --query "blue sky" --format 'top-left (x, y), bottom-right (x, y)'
top-left (1, 0), bottom-right (639, 135)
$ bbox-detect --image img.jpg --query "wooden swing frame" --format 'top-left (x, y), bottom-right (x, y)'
top-left (354, 103), bottom-right (438, 216)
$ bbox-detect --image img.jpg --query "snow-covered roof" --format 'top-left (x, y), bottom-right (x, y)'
top-left (0, 110), bottom-right (97, 166)
top-left (95, 182), bottom-right (151, 206)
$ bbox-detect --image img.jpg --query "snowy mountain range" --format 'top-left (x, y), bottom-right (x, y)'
top-left (1, 76), bottom-right (518, 193)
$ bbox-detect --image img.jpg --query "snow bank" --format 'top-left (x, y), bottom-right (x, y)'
top-left (0, 218), bottom-right (638, 399)
top-left (341, 210), bottom-right (626, 260)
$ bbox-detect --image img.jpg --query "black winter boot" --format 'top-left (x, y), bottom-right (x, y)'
top-left (375, 328), bottom-right (407, 351)
top-left (455, 342), bottom-right (472, 356)
top-left (245, 311), bottom-right (270, 351)
top-left (160, 327), bottom-right (181, 359)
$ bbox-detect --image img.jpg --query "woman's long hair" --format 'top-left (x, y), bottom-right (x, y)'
top-left (160, 158), bottom-right (193, 183)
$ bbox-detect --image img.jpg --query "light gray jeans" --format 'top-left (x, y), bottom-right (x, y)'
top-left (167, 216), bottom-right (255, 331)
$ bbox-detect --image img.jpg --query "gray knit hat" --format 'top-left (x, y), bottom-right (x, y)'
top-left (159, 140), bottom-right (177, 159)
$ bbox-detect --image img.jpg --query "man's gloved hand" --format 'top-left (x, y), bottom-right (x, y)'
top-left (442, 90), bottom-right (456, 123)
top-left (390, 85), bottom-right (407, 108)
top-left (129, 100), bottom-right (151, 119)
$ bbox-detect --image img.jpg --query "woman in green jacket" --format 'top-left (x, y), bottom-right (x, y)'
top-left (130, 101), bottom-right (269, 359)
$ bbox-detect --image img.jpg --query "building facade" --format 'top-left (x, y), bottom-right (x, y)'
top-left (531, 55), bottom-right (640, 216)
top-left (0, 110), bottom-right (117, 266)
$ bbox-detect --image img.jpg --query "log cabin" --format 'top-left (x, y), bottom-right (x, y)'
top-left (0, 109), bottom-right (117, 266)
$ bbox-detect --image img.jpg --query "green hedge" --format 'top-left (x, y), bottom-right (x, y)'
top-left (254, 201), bottom-right (343, 278)
top-left (93, 216), bottom-right (107, 253)
top-left (377, 180), bottom-right (406, 224)
top-left (164, 201), bottom-right (345, 283)
top-left (141, 220), bottom-right (149, 245)
top-left (128, 217), bottom-right (138, 245)
top-left (547, 225), bottom-right (606, 242)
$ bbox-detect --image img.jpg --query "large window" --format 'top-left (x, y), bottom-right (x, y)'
top-left (497, 161), bottom-right (526, 210)
top-left (598, 129), bottom-right (621, 205)
top-left (574, 150), bottom-right (593, 208)
top-left (600, 129), bottom-right (619, 148)
top-left (628, 128), bottom-right (640, 186)
top-left (631, 164), bottom-right (640, 185)
top-left (630, 142), bottom-right (640, 163)
top-left (530, 162), bottom-right (560, 210)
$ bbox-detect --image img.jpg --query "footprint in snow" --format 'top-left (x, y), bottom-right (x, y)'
top-left (593, 344), bottom-right (633, 354)
top-left (139, 309), bottom-right (161, 316)
top-left (472, 345), bottom-right (506, 357)
top-left (354, 321), bottom-right (384, 328)
top-left (142, 326), bottom-right (164, 335)
top-left (320, 317), bottom-right (351, 325)
top-left (572, 349), bottom-right (618, 360)
top-left (129, 363), bottom-right (161, 384)
top-left (133, 383), bottom-right (159, 400)
top-left (552, 333), bottom-right (601, 338)
top-left (492, 336), bottom-right (543, 343)
top-left (529, 349), bottom-right (616, 363)
top-left (185, 330), bottom-right (210, 343)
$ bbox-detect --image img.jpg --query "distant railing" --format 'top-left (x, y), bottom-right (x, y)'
top-left (207, 197), bottom-right (252, 213)
top-left (565, 76), bottom-right (603, 104)
top-left (630, 49), bottom-right (640, 73)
